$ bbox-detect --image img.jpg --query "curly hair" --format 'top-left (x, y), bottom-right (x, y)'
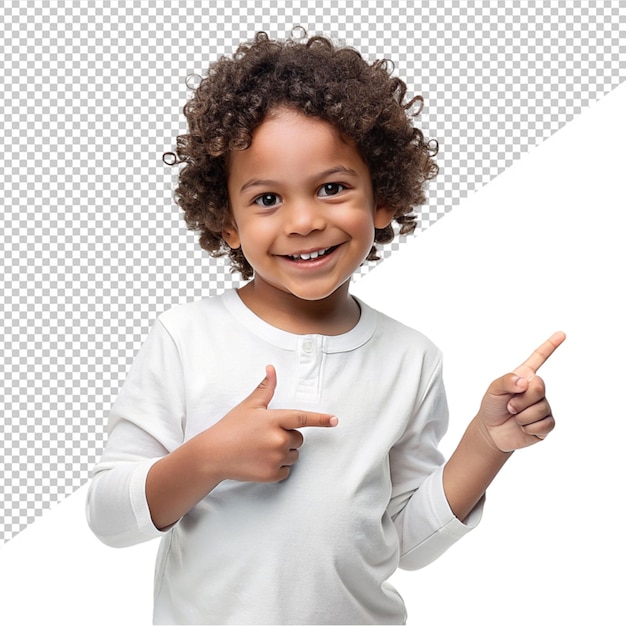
top-left (164, 31), bottom-right (438, 279)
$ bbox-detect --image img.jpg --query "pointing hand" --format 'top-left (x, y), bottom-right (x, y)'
top-left (208, 365), bottom-right (337, 482)
top-left (478, 332), bottom-right (566, 453)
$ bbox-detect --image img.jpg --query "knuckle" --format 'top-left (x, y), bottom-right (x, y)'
top-left (260, 462), bottom-right (282, 483)
top-left (296, 412), bottom-right (309, 427)
top-left (271, 430), bottom-right (289, 448)
top-left (531, 376), bottom-right (546, 394)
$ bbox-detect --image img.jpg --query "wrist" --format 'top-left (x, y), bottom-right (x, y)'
top-left (186, 427), bottom-right (230, 486)
top-left (472, 416), bottom-right (514, 458)
top-left (443, 417), bottom-right (513, 521)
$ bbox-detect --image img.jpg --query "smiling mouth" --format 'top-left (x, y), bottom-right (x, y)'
top-left (286, 246), bottom-right (338, 261)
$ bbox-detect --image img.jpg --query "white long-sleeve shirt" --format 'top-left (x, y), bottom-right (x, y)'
top-left (87, 289), bottom-right (482, 624)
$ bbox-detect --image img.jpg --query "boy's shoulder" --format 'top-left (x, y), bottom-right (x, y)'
top-left (358, 298), bottom-right (443, 361)
top-left (155, 290), bottom-right (233, 332)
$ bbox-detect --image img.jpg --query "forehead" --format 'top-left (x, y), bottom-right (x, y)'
top-left (227, 107), bottom-right (369, 186)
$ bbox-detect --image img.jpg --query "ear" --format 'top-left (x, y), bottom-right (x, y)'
top-left (221, 222), bottom-right (241, 249)
top-left (373, 201), bottom-right (396, 229)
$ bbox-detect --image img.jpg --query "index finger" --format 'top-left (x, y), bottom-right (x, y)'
top-left (274, 410), bottom-right (338, 430)
top-left (516, 331), bottom-right (566, 375)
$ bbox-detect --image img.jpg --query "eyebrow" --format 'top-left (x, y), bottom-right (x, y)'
top-left (239, 166), bottom-right (359, 194)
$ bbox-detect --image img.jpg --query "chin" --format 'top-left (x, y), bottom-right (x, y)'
top-left (291, 287), bottom-right (348, 302)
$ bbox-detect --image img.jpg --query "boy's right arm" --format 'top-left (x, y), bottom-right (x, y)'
top-left (145, 364), bottom-right (337, 530)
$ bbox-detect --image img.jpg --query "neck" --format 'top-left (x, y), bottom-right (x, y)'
top-left (237, 280), bottom-right (360, 335)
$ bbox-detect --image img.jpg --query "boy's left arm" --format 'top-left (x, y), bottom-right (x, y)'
top-left (442, 331), bottom-right (566, 522)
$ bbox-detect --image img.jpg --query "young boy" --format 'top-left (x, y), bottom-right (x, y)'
top-left (87, 32), bottom-right (564, 625)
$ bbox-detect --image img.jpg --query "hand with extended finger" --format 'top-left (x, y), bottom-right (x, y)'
top-left (477, 332), bottom-right (566, 453)
top-left (208, 364), bottom-right (337, 483)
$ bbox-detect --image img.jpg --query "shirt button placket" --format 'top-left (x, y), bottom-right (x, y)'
top-left (295, 335), bottom-right (324, 401)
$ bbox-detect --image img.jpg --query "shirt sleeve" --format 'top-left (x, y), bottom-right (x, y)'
top-left (387, 355), bottom-right (484, 571)
top-left (86, 319), bottom-right (186, 547)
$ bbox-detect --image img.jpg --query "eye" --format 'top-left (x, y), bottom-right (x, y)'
top-left (318, 183), bottom-right (345, 198)
top-left (254, 193), bottom-right (281, 208)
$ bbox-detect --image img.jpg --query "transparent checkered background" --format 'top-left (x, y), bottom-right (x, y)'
top-left (1, 0), bottom-right (624, 544)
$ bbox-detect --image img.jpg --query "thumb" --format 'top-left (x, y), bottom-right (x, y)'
top-left (246, 364), bottom-right (277, 409)
top-left (480, 373), bottom-right (529, 424)
top-left (487, 372), bottom-right (529, 398)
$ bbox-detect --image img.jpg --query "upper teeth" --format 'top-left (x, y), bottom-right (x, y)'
top-left (290, 248), bottom-right (329, 260)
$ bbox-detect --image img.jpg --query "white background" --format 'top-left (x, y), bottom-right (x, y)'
top-left (1, 79), bottom-right (624, 625)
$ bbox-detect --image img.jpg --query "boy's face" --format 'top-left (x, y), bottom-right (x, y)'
top-left (224, 107), bottom-right (394, 307)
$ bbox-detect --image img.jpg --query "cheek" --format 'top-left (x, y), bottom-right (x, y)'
top-left (237, 221), bottom-right (274, 254)
top-left (347, 211), bottom-right (377, 243)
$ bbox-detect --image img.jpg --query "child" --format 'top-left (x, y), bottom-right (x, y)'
top-left (86, 31), bottom-right (564, 625)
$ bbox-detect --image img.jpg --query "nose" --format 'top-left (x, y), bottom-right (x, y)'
top-left (283, 199), bottom-right (327, 236)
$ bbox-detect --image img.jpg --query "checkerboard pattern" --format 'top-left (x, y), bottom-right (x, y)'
top-left (1, 0), bottom-right (624, 543)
